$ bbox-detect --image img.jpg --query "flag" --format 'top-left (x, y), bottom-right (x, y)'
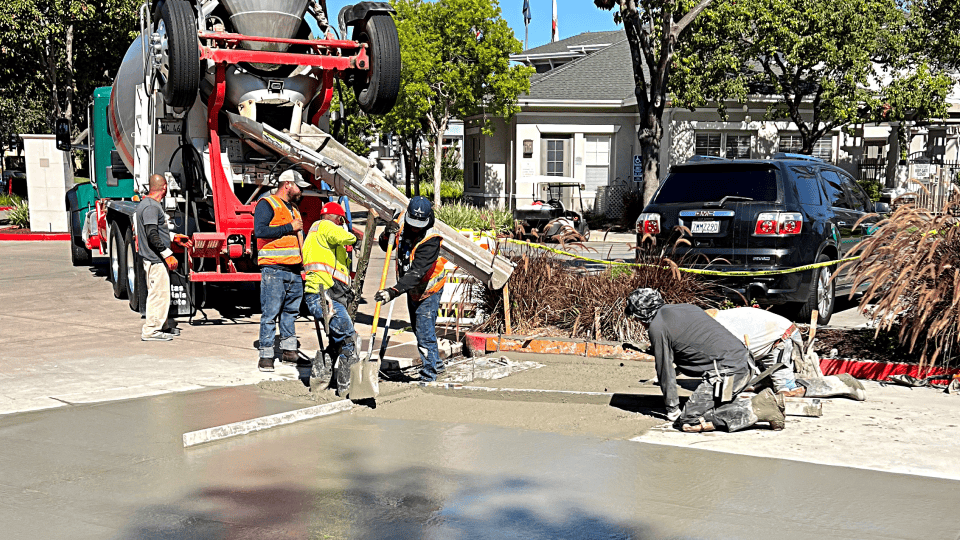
top-left (523, 0), bottom-right (532, 25)
top-left (551, 0), bottom-right (558, 42)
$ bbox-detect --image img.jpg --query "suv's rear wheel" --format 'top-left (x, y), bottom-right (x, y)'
top-left (797, 253), bottom-right (835, 326)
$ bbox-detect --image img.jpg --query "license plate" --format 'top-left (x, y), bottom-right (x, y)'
top-left (159, 119), bottom-right (183, 134)
top-left (691, 221), bottom-right (720, 234)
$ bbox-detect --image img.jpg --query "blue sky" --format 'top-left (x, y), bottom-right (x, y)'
top-left (324, 0), bottom-right (622, 51)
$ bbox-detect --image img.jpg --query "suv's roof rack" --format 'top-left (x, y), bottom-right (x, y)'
top-left (686, 155), bottom-right (727, 163)
top-left (773, 152), bottom-right (823, 162)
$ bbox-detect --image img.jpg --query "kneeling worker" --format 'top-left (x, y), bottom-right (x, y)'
top-left (375, 196), bottom-right (447, 382)
top-left (302, 202), bottom-right (359, 395)
top-left (625, 288), bottom-right (786, 433)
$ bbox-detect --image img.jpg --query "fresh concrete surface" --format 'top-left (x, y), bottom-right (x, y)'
top-left (0, 241), bottom-right (420, 416)
top-left (1, 384), bottom-right (959, 540)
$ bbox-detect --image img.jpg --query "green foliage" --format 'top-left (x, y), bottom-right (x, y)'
top-left (8, 199), bottom-right (29, 228)
top-left (418, 146), bottom-right (463, 187)
top-left (858, 179), bottom-right (882, 202)
top-left (387, 0), bottom-right (532, 206)
top-left (414, 180), bottom-right (464, 201)
top-left (435, 202), bottom-right (513, 233)
top-left (0, 0), bottom-right (139, 141)
top-left (675, 0), bottom-right (951, 151)
top-left (0, 193), bottom-right (24, 206)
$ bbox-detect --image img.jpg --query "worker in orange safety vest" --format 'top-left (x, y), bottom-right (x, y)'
top-left (375, 196), bottom-right (449, 381)
top-left (254, 169), bottom-right (310, 372)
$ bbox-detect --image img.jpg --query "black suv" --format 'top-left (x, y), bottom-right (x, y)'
top-left (636, 154), bottom-right (889, 325)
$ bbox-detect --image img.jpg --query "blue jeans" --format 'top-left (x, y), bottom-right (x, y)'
top-left (259, 266), bottom-right (303, 358)
top-left (305, 293), bottom-right (357, 365)
top-left (408, 292), bottom-right (442, 381)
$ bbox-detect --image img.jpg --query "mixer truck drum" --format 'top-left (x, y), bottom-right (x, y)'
top-left (158, 0), bottom-right (201, 109)
top-left (351, 14), bottom-right (401, 115)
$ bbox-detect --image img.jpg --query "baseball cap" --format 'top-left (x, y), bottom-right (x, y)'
top-left (278, 169), bottom-right (311, 188)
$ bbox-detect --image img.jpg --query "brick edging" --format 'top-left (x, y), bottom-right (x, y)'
top-left (463, 332), bottom-right (654, 361)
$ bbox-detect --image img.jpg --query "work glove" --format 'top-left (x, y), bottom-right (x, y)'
top-left (173, 234), bottom-right (193, 249)
top-left (384, 220), bottom-right (401, 235)
top-left (374, 288), bottom-right (397, 304)
top-left (164, 255), bottom-right (179, 271)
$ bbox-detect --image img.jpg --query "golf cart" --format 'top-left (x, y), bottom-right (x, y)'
top-left (514, 177), bottom-right (590, 241)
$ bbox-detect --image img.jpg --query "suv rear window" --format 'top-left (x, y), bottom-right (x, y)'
top-left (655, 165), bottom-right (779, 204)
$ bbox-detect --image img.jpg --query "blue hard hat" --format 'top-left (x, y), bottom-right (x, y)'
top-left (405, 196), bottom-right (433, 228)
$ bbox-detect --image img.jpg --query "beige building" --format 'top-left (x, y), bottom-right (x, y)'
top-left (466, 31), bottom-right (960, 215)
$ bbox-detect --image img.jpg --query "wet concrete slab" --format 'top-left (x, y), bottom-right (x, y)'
top-left (1, 385), bottom-right (958, 539)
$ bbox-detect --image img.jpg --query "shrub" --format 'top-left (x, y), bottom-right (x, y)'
top-left (435, 202), bottom-right (513, 233)
top-left (415, 180), bottom-right (464, 202)
top-left (8, 199), bottom-right (29, 229)
top-left (419, 146), bottom-right (464, 186)
top-left (858, 179), bottom-right (882, 202)
top-left (473, 245), bottom-right (716, 342)
top-left (0, 193), bottom-right (24, 207)
top-left (842, 199), bottom-right (960, 369)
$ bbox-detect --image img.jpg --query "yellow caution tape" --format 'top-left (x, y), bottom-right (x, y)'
top-left (492, 236), bottom-right (861, 277)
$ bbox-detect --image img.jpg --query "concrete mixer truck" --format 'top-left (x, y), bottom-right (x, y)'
top-left (60, 0), bottom-right (513, 317)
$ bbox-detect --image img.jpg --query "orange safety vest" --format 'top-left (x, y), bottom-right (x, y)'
top-left (256, 195), bottom-right (303, 267)
top-left (396, 223), bottom-right (448, 302)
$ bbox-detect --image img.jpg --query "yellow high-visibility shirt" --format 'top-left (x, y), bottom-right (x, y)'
top-left (302, 219), bottom-right (357, 295)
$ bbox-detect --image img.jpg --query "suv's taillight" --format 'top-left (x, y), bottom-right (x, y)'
top-left (636, 213), bottom-right (661, 235)
top-left (755, 212), bottom-right (803, 236)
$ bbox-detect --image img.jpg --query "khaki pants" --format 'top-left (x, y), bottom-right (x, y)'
top-left (142, 260), bottom-right (172, 338)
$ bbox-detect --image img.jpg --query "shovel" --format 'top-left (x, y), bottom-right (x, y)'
top-left (349, 228), bottom-right (397, 400)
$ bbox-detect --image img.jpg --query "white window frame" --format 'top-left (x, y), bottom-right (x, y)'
top-left (584, 135), bottom-right (611, 189)
top-left (778, 134), bottom-right (834, 162)
top-left (695, 132), bottom-right (754, 159)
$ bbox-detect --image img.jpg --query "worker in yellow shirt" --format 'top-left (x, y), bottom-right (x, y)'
top-left (303, 202), bottom-right (359, 395)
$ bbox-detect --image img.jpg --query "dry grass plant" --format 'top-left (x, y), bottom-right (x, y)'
top-left (473, 236), bottom-right (715, 343)
top-left (841, 197), bottom-right (960, 370)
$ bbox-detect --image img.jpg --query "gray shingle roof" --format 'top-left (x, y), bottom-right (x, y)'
top-left (522, 31), bottom-right (623, 55)
top-left (527, 38), bottom-right (641, 101)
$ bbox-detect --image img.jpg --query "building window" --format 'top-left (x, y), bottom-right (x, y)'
top-left (779, 134), bottom-right (833, 161)
top-left (725, 134), bottom-right (752, 159)
top-left (469, 137), bottom-right (480, 187)
top-left (696, 133), bottom-right (752, 159)
top-left (541, 136), bottom-right (572, 177)
top-left (584, 135), bottom-right (610, 189)
top-left (695, 133), bottom-right (722, 157)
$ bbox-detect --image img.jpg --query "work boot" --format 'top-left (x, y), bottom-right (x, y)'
top-left (281, 350), bottom-right (299, 365)
top-left (797, 374), bottom-right (866, 401)
top-left (258, 357), bottom-right (275, 372)
top-left (311, 350), bottom-right (332, 380)
top-left (751, 388), bottom-right (786, 430)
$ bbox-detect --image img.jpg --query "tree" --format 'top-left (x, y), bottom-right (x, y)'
top-left (594, 0), bottom-right (714, 206)
top-left (329, 81), bottom-right (377, 158)
top-left (0, 0), bottom-right (138, 138)
top-left (674, 0), bottom-right (951, 161)
top-left (387, 0), bottom-right (532, 208)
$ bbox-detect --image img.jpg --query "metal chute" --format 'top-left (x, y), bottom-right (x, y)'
top-left (219, 0), bottom-right (310, 51)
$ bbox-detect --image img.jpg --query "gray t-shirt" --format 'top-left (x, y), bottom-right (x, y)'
top-left (134, 197), bottom-right (171, 264)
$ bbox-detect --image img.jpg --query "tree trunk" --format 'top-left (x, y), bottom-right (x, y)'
top-left (640, 137), bottom-right (661, 205)
top-left (45, 39), bottom-right (60, 128)
top-left (432, 140), bottom-right (443, 208)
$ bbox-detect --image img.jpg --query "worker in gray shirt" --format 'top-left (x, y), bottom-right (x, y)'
top-left (625, 288), bottom-right (786, 433)
top-left (134, 174), bottom-right (192, 341)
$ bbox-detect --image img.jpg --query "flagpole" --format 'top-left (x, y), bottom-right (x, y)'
top-left (524, 22), bottom-right (528, 50)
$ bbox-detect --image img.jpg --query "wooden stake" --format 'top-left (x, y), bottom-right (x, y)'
top-left (502, 283), bottom-right (513, 335)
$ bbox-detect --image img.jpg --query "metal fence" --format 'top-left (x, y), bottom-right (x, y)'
top-left (858, 159), bottom-right (960, 212)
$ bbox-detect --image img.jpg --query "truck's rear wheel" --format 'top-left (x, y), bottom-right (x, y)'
top-left (69, 214), bottom-right (92, 266)
top-left (125, 228), bottom-right (144, 312)
top-left (352, 14), bottom-right (401, 115)
top-left (110, 225), bottom-right (128, 299)
top-left (158, 0), bottom-right (200, 109)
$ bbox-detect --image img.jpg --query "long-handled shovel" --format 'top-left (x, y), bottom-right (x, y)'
top-left (349, 228), bottom-right (397, 400)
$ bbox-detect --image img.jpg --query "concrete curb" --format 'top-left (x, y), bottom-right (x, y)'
top-left (182, 399), bottom-right (354, 447)
top-left (463, 332), bottom-right (654, 362)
